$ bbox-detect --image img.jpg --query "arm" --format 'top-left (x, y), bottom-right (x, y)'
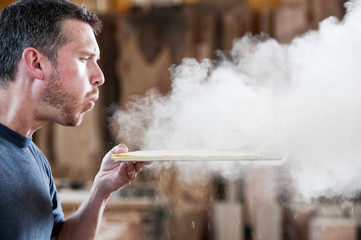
top-left (55, 144), bottom-right (147, 240)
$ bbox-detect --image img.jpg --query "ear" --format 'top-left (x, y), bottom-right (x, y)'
top-left (22, 47), bottom-right (46, 80)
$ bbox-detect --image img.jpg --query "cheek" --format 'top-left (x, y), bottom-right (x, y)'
top-left (63, 65), bottom-right (91, 94)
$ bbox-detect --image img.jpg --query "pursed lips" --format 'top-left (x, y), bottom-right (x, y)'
top-left (88, 94), bottom-right (99, 109)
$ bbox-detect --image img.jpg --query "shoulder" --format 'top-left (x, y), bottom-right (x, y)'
top-left (29, 141), bottom-right (52, 174)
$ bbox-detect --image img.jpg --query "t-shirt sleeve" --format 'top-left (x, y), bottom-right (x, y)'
top-left (31, 142), bottom-right (65, 237)
top-left (49, 173), bottom-right (65, 237)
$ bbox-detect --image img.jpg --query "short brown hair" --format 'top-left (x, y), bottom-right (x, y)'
top-left (0, 0), bottom-right (102, 86)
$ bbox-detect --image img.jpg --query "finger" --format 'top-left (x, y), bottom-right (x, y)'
top-left (134, 161), bottom-right (151, 172)
top-left (134, 163), bottom-right (142, 172)
top-left (126, 162), bottom-right (136, 180)
top-left (111, 144), bottom-right (128, 154)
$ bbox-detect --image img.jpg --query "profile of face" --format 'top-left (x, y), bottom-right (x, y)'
top-left (40, 19), bottom-right (104, 126)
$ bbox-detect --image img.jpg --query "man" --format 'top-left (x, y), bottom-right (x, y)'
top-left (0, 0), bottom-right (147, 239)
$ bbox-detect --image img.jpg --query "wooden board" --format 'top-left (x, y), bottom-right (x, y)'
top-left (111, 150), bottom-right (283, 162)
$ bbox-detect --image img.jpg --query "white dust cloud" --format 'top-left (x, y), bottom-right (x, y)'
top-left (113, 0), bottom-right (361, 200)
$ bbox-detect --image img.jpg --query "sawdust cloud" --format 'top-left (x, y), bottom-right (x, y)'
top-left (113, 0), bottom-right (361, 201)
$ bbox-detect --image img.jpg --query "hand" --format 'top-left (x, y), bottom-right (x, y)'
top-left (93, 144), bottom-right (150, 197)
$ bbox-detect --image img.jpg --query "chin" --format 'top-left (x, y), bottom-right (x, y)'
top-left (74, 114), bottom-right (86, 127)
top-left (59, 113), bottom-right (85, 127)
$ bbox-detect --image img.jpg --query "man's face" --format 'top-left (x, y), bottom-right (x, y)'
top-left (40, 19), bottom-right (104, 126)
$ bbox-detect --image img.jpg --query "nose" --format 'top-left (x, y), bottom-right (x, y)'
top-left (91, 62), bottom-right (105, 86)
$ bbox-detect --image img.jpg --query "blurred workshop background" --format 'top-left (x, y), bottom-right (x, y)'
top-left (1, 0), bottom-right (357, 239)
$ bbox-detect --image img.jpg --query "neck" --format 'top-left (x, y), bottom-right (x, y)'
top-left (0, 78), bottom-right (47, 137)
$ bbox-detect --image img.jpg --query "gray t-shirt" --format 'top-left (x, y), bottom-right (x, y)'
top-left (0, 123), bottom-right (64, 239)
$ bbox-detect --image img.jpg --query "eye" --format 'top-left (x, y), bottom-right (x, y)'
top-left (81, 57), bottom-right (90, 62)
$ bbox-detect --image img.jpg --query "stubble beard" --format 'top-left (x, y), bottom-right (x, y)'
top-left (40, 71), bottom-right (86, 127)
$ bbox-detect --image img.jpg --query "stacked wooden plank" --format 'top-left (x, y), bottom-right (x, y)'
top-left (212, 179), bottom-right (244, 240)
top-left (273, 0), bottom-right (310, 43)
top-left (244, 165), bottom-right (283, 240)
top-left (309, 217), bottom-right (357, 240)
